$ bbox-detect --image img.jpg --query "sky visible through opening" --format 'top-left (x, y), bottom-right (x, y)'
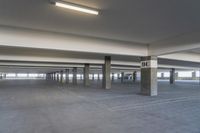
top-left (0, 71), bottom-right (199, 79)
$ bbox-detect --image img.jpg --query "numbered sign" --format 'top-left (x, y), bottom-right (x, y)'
top-left (141, 60), bottom-right (157, 68)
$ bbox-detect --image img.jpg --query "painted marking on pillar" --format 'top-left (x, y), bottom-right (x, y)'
top-left (141, 60), bottom-right (157, 68)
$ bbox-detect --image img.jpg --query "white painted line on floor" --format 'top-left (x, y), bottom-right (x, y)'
top-left (109, 96), bottom-right (200, 112)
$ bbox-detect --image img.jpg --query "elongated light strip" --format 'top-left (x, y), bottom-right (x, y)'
top-left (55, 2), bottom-right (99, 15)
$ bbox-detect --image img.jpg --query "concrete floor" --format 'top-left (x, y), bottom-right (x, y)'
top-left (0, 79), bottom-right (200, 133)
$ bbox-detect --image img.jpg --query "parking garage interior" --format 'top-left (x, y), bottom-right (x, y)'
top-left (0, 0), bottom-right (200, 133)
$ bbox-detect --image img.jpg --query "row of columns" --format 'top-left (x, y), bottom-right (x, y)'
top-left (46, 56), bottom-right (154, 95)
top-left (46, 57), bottom-right (137, 89)
top-left (0, 73), bottom-right (6, 79)
top-left (162, 68), bottom-right (198, 84)
top-left (47, 70), bottom-right (105, 84)
top-left (46, 56), bottom-right (199, 96)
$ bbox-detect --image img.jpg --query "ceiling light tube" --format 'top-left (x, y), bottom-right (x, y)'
top-left (50, 0), bottom-right (99, 15)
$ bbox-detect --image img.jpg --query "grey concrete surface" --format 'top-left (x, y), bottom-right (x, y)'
top-left (102, 56), bottom-right (111, 89)
top-left (141, 56), bottom-right (158, 96)
top-left (84, 64), bottom-right (90, 87)
top-left (0, 79), bottom-right (200, 133)
top-left (170, 68), bottom-right (175, 84)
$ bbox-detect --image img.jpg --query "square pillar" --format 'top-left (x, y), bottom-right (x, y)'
top-left (72, 67), bottom-right (77, 85)
top-left (133, 71), bottom-right (137, 82)
top-left (102, 56), bottom-right (111, 89)
top-left (56, 73), bottom-right (59, 81)
top-left (60, 71), bottom-right (63, 83)
top-left (121, 72), bottom-right (124, 83)
top-left (161, 73), bottom-right (164, 79)
top-left (170, 68), bottom-right (175, 84)
top-left (52, 73), bottom-right (54, 80)
top-left (53, 72), bottom-right (56, 80)
top-left (84, 64), bottom-right (90, 87)
top-left (46, 73), bottom-right (49, 80)
top-left (175, 72), bottom-right (178, 80)
top-left (80, 74), bottom-right (82, 80)
top-left (92, 74), bottom-right (95, 80)
top-left (65, 69), bottom-right (69, 84)
top-left (117, 73), bottom-right (120, 79)
top-left (141, 56), bottom-right (158, 96)
top-left (192, 71), bottom-right (196, 80)
top-left (97, 73), bottom-right (100, 80)
top-left (112, 73), bottom-right (114, 82)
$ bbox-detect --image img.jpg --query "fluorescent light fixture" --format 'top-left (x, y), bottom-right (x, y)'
top-left (51, 0), bottom-right (99, 15)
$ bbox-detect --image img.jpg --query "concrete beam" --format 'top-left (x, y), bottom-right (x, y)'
top-left (0, 26), bottom-right (147, 56)
top-left (159, 52), bottom-right (200, 63)
top-left (149, 32), bottom-right (200, 55)
top-left (0, 53), bottom-right (199, 70)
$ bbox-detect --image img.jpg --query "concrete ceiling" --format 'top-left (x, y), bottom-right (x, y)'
top-left (1, 0), bottom-right (200, 44)
top-left (189, 48), bottom-right (200, 54)
top-left (0, 0), bottom-right (199, 74)
top-left (0, 46), bottom-right (199, 74)
top-left (0, 46), bottom-right (140, 62)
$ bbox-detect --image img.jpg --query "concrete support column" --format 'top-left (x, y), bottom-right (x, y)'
top-left (175, 72), bottom-right (178, 80)
top-left (0, 73), bottom-right (3, 79)
top-left (121, 72), bottom-right (124, 83)
top-left (48, 73), bottom-right (51, 80)
top-left (60, 71), bottom-right (63, 83)
top-left (53, 73), bottom-right (56, 80)
top-left (161, 73), bottom-right (164, 79)
top-left (92, 74), bottom-right (95, 80)
top-left (170, 68), bottom-right (175, 84)
top-left (72, 67), bottom-right (77, 85)
top-left (50, 73), bottom-right (52, 80)
top-left (141, 56), bottom-right (158, 96)
top-left (97, 73), bottom-right (100, 80)
top-left (46, 73), bottom-right (48, 80)
top-left (133, 71), bottom-right (137, 82)
top-left (65, 69), bottom-right (69, 84)
top-left (117, 73), bottom-right (120, 79)
top-left (52, 73), bottom-right (54, 80)
top-left (192, 71), bottom-right (196, 80)
top-left (80, 74), bottom-right (82, 80)
top-left (84, 64), bottom-right (90, 87)
top-left (56, 73), bottom-right (59, 82)
top-left (199, 69), bottom-right (200, 85)
top-left (112, 73), bottom-right (114, 82)
top-left (102, 56), bottom-right (111, 89)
